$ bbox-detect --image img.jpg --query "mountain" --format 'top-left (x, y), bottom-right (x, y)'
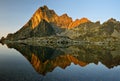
top-left (1, 5), bottom-right (120, 43)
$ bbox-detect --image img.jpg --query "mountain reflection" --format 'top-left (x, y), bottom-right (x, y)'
top-left (6, 43), bottom-right (120, 75)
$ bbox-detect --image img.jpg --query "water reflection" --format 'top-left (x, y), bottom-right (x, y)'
top-left (6, 43), bottom-right (120, 76)
top-left (0, 44), bottom-right (42, 81)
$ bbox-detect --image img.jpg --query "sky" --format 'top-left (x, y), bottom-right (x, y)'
top-left (0, 0), bottom-right (120, 38)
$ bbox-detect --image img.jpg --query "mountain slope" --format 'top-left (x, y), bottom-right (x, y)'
top-left (5, 19), bottom-right (56, 40)
top-left (61, 18), bottom-right (120, 41)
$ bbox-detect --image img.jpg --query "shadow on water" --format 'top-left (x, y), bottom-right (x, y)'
top-left (6, 43), bottom-right (120, 76)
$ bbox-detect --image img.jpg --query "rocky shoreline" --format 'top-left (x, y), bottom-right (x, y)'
top-left (1, 36), bottom-right (119, 50)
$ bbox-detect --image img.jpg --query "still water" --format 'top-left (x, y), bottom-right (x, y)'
top-left (0, 43), bottom-right (120, 81)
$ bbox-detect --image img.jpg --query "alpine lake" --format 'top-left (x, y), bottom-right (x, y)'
top-left (0, 42), bottom-right (120, 81)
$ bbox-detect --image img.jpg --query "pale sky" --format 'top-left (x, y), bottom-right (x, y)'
top-left (0, 0), bottom-right (120, 38)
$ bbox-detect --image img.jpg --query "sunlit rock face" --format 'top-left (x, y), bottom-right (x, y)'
top-left (68, 18), bottom-right (90, 29)
top-left (56, 14), bottom-right (73, 28)
top-left (30, 6), bottom-right (58, 29)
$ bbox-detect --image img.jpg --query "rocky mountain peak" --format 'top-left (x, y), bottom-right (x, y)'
top-left (23, 6), bottom-right (92, 29)
top-left (29, 5), bottom-right (74, 29)
top-left (79, 17), bottom-right (90, 22)
top-left (106, 18), bottom-right (118, 24)
top-left (40, 5), bottom-right (49, 11)
top-left (60, 14), bottom-right (68, 17)
top-left (29, 5), bottom-right (58, 29)
top-left (55, 13), bottom-right (73, 28)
